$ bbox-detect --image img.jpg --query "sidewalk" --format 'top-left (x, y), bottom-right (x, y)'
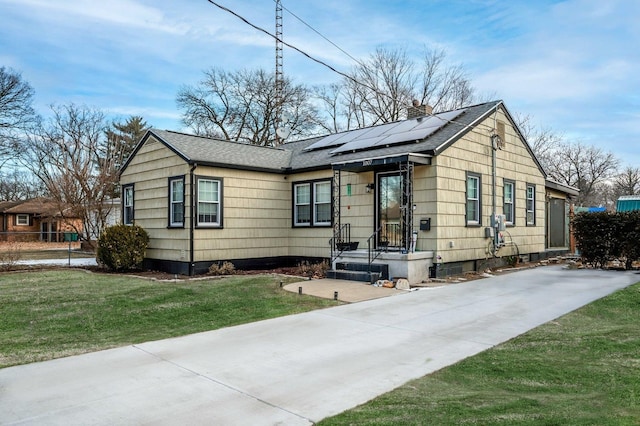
top-left (1, 265), bottom-right (637, 425)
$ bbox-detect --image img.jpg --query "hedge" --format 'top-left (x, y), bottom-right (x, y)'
top-left (573, 211), bottom-right (640, 269)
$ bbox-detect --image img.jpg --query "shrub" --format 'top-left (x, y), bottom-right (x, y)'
top-left (572, 211), bottom-right (640, 269)
top-left (208, 261), bottom-right (236, 275)
top-left (618, 211), bottom-right (640, 269)
top-left (295, 260), bottom-right (329, 278)
top-left (0, 242), bottom-right (22, 271)
top-left (96, 224), bottom-right (149, 271)
top-left (573, 212), bottom-right (617, 268)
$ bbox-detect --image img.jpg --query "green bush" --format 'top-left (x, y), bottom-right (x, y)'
top-left (96, 224), bottom-right (149, 271)
top-left (619, 211), bottom-right (640, 269)
top-left (573, 211), bottom-right (640, 269)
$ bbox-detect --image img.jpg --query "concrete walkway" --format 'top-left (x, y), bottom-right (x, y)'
top-left (1, 265), bottom-right (637, 425)
top-left (284, 278), bottom-right (401, 302)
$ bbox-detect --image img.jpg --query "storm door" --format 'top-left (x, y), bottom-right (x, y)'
top-left (377, 172), bottom-right (404, 249)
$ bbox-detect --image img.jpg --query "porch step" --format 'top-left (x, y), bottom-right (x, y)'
top-left (326, 269), bottom-right (375, 283)
top-left (327, 262), bottom-right (389, 283)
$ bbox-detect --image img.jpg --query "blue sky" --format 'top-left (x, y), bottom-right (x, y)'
top-left (1, 0), bottom-right (638, 166)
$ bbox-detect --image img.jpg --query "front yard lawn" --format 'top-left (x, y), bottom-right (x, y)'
top-left (0, 270), bottom-right (338, 368)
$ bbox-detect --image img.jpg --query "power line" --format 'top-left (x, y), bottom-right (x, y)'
top-left (276, 0), bottom-right (364, 67)
top-left (205, 0), bottom-right (356, 83)
top-left (203, 0), bottom-right (497, 134)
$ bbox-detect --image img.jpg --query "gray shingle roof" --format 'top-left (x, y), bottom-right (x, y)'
top-left (150, 130), bottom-right (293, 172)
top-left (285, 101), bottom-right (502, 171)
top-left (129, 101), bottom-right (511, 174)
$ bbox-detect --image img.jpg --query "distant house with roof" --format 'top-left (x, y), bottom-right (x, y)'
top-left (119, 100), bottom-right (577, 282)
top-left (616, 195), bottom-right (640, 212)
top-left (0, 198), bottom-right (82, 243)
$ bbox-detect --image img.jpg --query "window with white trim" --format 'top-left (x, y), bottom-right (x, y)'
top-left (293, 179), bottom-right (332, 227)
top-left (123, 184), bottom-right (134, 225)
top-left (169, 177), bottom-right (184, 227)
top-left (294, 183), bottom-right (311, 225)
top-left (503, 180), bottom-right (515, 225)
top-left (197, 177), bottom-right (222, 227)
top-left (466, 173), bottom-right (481, 225)
top-left (16, 214), bottom-right (29, 226)
top-left (526, 184), bottom-right (536, 226)
top-left (314, 181), bottom-right (331, 225)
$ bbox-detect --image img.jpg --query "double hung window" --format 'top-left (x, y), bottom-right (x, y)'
top-left (197, 177), bottom-right (222, 227)
top-left (526, 184), bottom-right (536, 226)
top-left (169, 177), bottom-right (184, 227)
top-left (123, 184), bottom-right (134, 225)
top-left (503, 180), bottom-right (515, 225)
top-left (466, 173), bottom-right (481, 226)
top-left (294, 180), bottom-right (332, 227)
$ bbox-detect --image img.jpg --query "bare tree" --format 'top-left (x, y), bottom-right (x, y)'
top-left (612, 166), bottom-right (640, 198)
top-left (0, 168), bottom-right (43, 201)
top-left (18, 104), bottom-right (116, 245)
top-left (313, 83), bottom-right (348, 133)
top-left (514, 113), bottom-right (563, 172)
top-left (330, 47), bottom-right (477, 129)
top-left (416, 48), bottom-right (475, 111)
top-left (177, 68), bottom-right (324, 146)
top-left (544, 140), bottom-right (620, 206)
top-left (0, 67), bottom-right (38, 167)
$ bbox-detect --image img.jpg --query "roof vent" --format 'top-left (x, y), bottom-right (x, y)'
top-left (407, 100), bottom-right (433, 119)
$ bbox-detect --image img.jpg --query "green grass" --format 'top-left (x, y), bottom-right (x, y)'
top-left (319, 282), bottom-right (640, 426)
top-left (0, 270), bottom-right (338, 368)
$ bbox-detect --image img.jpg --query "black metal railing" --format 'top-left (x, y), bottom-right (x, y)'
top-left (367, 226), bottom-right (383, 277)
top-left (329, 223), bottom-right (352, 263)
top-left (379, 222), bottom-right (402, 250)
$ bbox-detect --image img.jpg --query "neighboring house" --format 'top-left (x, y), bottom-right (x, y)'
top-left (0, 198), bottom-right (83, 242)
top-left (87, 198), bottom-right (121, 241)
top-left (616, 195), bottom-right (640, 212)
top-left (119, 100), bottom-right (577, 282)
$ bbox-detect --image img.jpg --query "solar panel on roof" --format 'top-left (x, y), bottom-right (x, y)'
top-left (330, 108), bottom-right (466, 154)
top-left (306, 107), bottom-right (466, 154)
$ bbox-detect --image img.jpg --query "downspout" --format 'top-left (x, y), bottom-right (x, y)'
top-left (189, 163), bottom-right (197, 276)
top-left (491, 109), bottom-right (499, 252)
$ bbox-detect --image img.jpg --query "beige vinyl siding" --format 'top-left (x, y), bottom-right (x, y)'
top-left (431, 107), bottom-right (545, 263)
top-left (120, 136), bottom-right (191, 262)
top-left (192, 167), bottom-right (290, 261)
top-left (412, 165), bottom-right (437, 252)
top-left (337, 171), bottom-right (375, 246)
top-left (288, 170), bottom-right (334, 258)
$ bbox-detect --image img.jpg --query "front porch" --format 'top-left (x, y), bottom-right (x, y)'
top-left (327, 154), bottom-right (435, 284)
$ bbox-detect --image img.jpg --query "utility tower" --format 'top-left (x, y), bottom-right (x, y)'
top-left (274, 0), bottom-right (284, 145)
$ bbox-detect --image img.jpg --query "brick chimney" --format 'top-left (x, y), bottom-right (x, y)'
top-left (407, 100), bottom-right (433, 119)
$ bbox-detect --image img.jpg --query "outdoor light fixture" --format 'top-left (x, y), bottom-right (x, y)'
top-left (366, 183), bottom-right (375, 193)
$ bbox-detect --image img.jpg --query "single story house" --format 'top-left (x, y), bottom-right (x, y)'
top-left (119, 100), bottom-right (577, 282)
top-left (0, 197), bottom-right (82, 243)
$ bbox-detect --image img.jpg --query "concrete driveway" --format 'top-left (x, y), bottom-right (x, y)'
top-left (1, 265), bottom-right (637, 425)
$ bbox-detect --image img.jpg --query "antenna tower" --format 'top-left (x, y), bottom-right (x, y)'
top-left (274, 0), bottom-right (284, 145)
